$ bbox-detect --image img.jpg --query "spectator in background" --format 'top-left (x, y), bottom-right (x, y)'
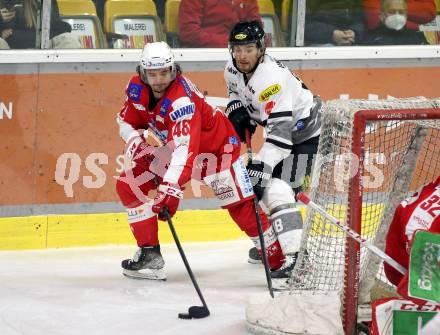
top-left (0, 35), bottom-right (10, 48)
top-left (153, 0), bottom-right (165, 22)
top-left (178, 0), bottom-right (261, 47)
top-left (93, 0), bottom-right (104, 25)
top-left (305, 0), bottom-right (366, 46)
top-left (363, 0), bottom-right (427, 45)
top-left (363, 0), bottom-right (436, 30)
top-left (0, 0), bottom-right (80, 49)
top-left (0, 0), bottom-right (15, 48)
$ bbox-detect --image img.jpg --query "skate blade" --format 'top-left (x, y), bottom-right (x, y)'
top-left (122, 268), bottom-right (167, 281)
top-left (247, 258), bottom-right (261, 264)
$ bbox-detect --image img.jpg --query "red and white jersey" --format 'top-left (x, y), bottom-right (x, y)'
top-left (384, 176), bottom-right (440, 286)
top-left (117, 73), bottom-right (240, 186)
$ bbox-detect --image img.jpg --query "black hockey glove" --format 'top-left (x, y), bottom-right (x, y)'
top-left (225, 100), bottom-right (257, 142)
top-left (247, 161), bottom-right (272, 201)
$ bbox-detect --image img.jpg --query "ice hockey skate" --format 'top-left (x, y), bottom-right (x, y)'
top-left (270, 253), bottom-right (298, 291)
top-left (122, 245), bottom-right (166, 280)
top-left (248, 247), bottom-right (261, 264)
top-left (271, 253), bottom-right (298, 279)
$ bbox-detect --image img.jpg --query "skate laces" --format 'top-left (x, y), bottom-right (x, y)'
top-left (132, 248), bottom-right (142, 262)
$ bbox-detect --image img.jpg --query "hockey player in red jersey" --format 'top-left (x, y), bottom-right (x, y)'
top-left (369, 177), bottom-right (440, 335)
top-left (116, 41), bottom-right (288, 280)
top-left (384, 175), bottom-right (440, 287)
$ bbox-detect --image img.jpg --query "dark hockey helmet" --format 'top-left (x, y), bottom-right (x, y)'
top-left (228, 21), bottom-right (266, 74)
top-left (228, 21), bottom-right (266, 50)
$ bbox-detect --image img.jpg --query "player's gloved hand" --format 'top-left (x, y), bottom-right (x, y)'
top-left (152, 182), bottom-right (184, 220)
top-left (247, 161), bottom-right (272, 201)
top-left (226, 100), bottom-right (257, 142)
top-left (125, 135), bottom-right (157, 168)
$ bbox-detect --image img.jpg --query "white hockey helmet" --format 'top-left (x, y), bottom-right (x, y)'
top-left (139, 42), bottom-right (176, 82)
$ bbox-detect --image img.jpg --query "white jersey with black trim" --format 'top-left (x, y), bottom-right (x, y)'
top-left (224, 54), bottom-right (320, 168)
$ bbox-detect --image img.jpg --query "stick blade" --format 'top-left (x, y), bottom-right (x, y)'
top-left (178, 312), bottom-right (192, 319)
top-left (177, 306), bottom-right (210, 319)
top-left (189, 306), bottom-right (210, 318)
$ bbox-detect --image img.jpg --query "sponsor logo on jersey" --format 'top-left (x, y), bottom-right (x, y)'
top-left (127, 206), bottom-right (151, 223)
top-left (127, 208), bottom-right (144, 217)
top-left (258, 84), bottom-right (281, 102)
top-left (248, 85), bottom-right (255, 94)
top-left (264, 101), bottom-right (275, 115)
top-left (229, 136), bottom-right (238, 146)
top-left (159, 98), bottom-right (172, 117)
top-left (170, 103), bottom-right (195, 121)
top-left (233, 159), bottom-right (254, 198)
top-left (132, 103), bottom-right (146, 111)
top-left (148, 121), bottom-right (168, 144)
top-left (406, 189), bottom-right (440, 240)
top-left (127, 83), bottom-right (143, 101)
top-left (210, 178), bottom-right (235, 201)
top-left (296, 119), bottom-right (305, 130)
top-left (227, 67), bottom-right (237, 75)
top-left (235, 33), bottom-right (247, 40)
top-left (178, 78), bottom-right (192, 98)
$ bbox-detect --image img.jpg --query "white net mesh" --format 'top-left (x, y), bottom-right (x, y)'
top-left (287, 97), bottom-right (440, 329)
top-left (247, 97), bottom-right (440, 335)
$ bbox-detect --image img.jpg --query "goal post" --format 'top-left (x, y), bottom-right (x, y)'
top-left (345, 106), bottom-right (440, 334)
top-left (246, 97), bottom-right (440, 335)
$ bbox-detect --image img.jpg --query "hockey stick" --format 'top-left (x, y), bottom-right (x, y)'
top-left (144, 124), bottom-right (210, 319)
top-left (162, 208), bottom-right (210, 319)
top-left (296, 192), bottom-right (407, 275)
top-left (245, 130), bottom-right (274, 298)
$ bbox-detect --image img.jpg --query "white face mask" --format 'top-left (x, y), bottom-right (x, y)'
top-left (384, 14), bottom-right (407, 31)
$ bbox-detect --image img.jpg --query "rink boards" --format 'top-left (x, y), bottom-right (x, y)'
top-left (0, 209), bottom-right (248, 250)
top-left (1, 47), bottom-right (440, 250)
top-left (0, 204), bottom-right (386, 251)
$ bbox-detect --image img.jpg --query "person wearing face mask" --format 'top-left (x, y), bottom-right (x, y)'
top-left (363, 0), bottom-right (435, 31)
top-left (363, 0), bottom-right (427, 45)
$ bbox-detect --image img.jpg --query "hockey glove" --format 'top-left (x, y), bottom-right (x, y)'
top-left (125, 136), bottom-right (156, 169)
top-left (226, 100), bottom-right (256, 142)
top-left (247, 161), bottom-right (272, 201)
top-left (152, 182), bottom-right (184, 220)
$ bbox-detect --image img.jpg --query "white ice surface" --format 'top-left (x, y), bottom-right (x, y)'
top-left (0, 240), bottom-right (269, 335)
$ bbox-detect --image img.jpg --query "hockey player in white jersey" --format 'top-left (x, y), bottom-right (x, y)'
top-left (224, 21), bottom-right (322, 278)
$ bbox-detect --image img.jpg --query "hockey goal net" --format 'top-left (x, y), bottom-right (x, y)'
top-left (246, 97), bottom-right (440, 335)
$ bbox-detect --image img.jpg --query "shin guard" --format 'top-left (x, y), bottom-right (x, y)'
top-left (127, 203), bottom-right (159, 247)
top-left (249, 225), bottom-right (284, 271)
